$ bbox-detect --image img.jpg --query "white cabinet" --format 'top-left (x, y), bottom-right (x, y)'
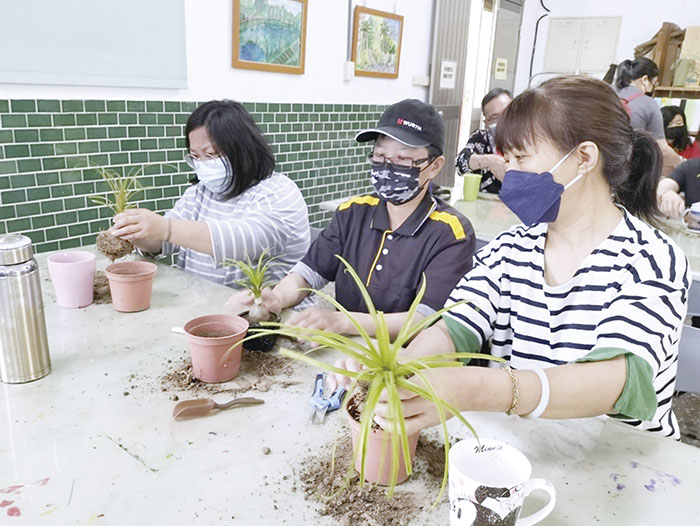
top-left (543, 17), bottom-right (620, 73)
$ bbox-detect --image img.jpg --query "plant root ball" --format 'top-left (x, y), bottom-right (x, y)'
top-left (96, 230), bottom-right (133, 262)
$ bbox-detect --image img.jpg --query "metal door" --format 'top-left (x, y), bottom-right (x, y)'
top-left (428, 0), bottom-right (471, 187)
top-left (489, 0), bottom-right (524, 93)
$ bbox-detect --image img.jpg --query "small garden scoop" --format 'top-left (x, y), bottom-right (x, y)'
top-left (172, 396), bottom-right (264, 420)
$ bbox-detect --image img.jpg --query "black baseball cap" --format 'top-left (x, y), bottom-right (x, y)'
top-left (355, 99), bottom-right (445, 154)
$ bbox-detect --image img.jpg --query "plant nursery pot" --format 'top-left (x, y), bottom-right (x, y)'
top-left (105, 261), bottom-right (158, 312)
top-left (345, 403), bottom-right (420, 486)
top-left (184, 314), bottom-right (249, 383)
top-left (243, 313), bottom-right (280, 352)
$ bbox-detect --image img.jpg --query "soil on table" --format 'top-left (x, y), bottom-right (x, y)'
top-left (297, 434), bottom-right (450, 526)
top-left (154, 337), bottom-right (303, 398)
top-left (96, 230), bottom-right (133, 262)
top-left (93, 270), bottom-right (112, 304)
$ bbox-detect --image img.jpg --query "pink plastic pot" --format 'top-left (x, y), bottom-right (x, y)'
top-left (345, 403), bottom-right (420, 486)
top-left (47, 250), bottom-right (96, 308)
top-left (184, 314), bottom-right (249, 383)
top-left (104, 261), bottom-right (157, 313)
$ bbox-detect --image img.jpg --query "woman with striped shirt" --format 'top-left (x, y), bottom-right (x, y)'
top-left (110, 100), bottom-right (310, 287)
top-left (373, 76), bottom-right (690, 439)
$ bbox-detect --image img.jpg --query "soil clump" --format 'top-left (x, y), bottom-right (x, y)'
top-left (96, 230), bottom-right (132, 262)
top-left (93, 270), bottom-right (112, 304)
top-left (297, 434), bottom-right (449, 526)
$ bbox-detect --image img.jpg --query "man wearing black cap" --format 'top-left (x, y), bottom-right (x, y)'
top-left (228, 99), bottom-right (475, 337)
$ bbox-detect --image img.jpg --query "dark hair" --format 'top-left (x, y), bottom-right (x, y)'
top-left (495, 75), bottom-right (662, 226)
top-left (660, 105), bottom-right (691, 151)
top-left (481, 88), bottom-right (513, 112)
top-left (615, 58), bottom-right (659, 90)
top-left (185, 100), bottom-right (275, 199)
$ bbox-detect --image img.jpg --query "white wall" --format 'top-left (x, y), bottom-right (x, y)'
top-left (514, 0), bottom-right (700, 94)
top-left (0, 0), bottom-right (434, 104)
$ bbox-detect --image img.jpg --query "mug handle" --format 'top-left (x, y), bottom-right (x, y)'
top-left (516, 478), bottom-right (556, 526)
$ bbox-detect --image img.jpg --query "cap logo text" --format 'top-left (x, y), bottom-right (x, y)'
top-left (396, 118), bottom-right (422, 131)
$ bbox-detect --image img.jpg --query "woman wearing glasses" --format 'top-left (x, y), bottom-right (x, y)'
top-left (229, 99), bottom-right (476, 337)
top-left (109, 100), bottom-right (310, 287)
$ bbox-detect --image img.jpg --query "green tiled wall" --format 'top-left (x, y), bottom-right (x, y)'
top-left (0, 99), bottom-right (383, 252)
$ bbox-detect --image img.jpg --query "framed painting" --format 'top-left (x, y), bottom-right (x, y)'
top-left (232, 0), bottom-right (307, 75)
top-left (351, 6), bottom-right (403, 79)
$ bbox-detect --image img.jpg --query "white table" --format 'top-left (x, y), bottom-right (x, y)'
top-left (2, 251), bottom-right (700, 525)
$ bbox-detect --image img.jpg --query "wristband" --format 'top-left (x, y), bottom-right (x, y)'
top-left (523, 368), bottom-right (550, 419)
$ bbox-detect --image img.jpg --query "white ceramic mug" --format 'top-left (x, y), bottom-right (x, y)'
top-left (449, 438), bottom-right (555, 526)
top-left (47, 250), bottom-right (96, 308)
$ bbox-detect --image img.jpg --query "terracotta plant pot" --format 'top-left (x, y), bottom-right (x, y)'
top-left (104, 261), bottom-right (158, 313)
top-left (243, 313), bottom-right (280, 352)
top-left (345, 402), bottom-right (420, 486)
top-left (184, 314), bottom-right (249, 383)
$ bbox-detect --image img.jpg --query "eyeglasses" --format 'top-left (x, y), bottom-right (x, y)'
top-left (185, 153), bottom-right (221, 169)
top-left (367, 152), bottom-right (432, 169)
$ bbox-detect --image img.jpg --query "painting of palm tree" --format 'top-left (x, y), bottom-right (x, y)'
top-left (233, 0), bottom-right (307, 74)
top-left (352, 6), bottom-right (403, 79)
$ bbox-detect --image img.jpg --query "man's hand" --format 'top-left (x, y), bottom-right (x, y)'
top-left (658, 190), bottom-right (686, 219)
top-left (287, 307), bottom-right (350, 333)
top-left (482, 154), bottom-right (507, 181)
top-left (112, 209), bottom-right (168, 242)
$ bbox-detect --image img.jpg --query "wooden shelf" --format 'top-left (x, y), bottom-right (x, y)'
top-left (654, 86), bottom-right (700, 99)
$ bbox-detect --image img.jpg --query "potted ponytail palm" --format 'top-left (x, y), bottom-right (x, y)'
top-left (247, 256), bottom-right (502, 500)
top-left (224, 250), bottom-right (282, 351)
top-left (89, 163), bottom-right (157, 311)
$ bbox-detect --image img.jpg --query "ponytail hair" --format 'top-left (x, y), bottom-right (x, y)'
top-left (615, 130), bottom-right (662, 227)
top-left (615, 58), bottom-right (659, 90)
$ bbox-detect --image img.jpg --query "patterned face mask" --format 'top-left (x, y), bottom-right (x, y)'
top-left (370, 163), bottom-right (426, 205)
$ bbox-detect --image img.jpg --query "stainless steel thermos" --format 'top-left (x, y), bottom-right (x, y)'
top-left (0, 233), bottom-right (51, 383)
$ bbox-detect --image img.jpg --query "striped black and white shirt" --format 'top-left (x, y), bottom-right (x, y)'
top-left (161, 172), bottom-right (310, 287)
top-left (444, 210), bottom-right (690, 438)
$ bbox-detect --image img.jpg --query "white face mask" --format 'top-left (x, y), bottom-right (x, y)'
top-left (195, 157), bottom-right (229, 194)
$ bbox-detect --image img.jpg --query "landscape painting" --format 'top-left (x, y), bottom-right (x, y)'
top-left (233, 0), bottom-right (307, 74)
top-left (351, 6), bottom-right (403, 79)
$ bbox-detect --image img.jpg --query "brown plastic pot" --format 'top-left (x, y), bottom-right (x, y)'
top-left (184, 314), bottom-right (249, 383)
top-left (345, 403), bottom-right (419, 486)
top-left (104, 261), bottom-right (158, 312)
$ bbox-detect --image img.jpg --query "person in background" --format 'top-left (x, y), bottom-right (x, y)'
top-left (455, 88), bottom-right (513, 193)
top-left (657, 157), bottom-right (700, 219)
top-left (615, 58), bottom-right (681, 176)
top-left (661, 105), bottom-right (700, 159)
top-left (228, 99), bottom-right (476, 338)
top-left (345, 76), bottom-right (689, 439)
top-left (109, 99), bottom-right (310, 287)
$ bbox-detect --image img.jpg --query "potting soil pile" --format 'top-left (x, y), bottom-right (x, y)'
top-left (93, 270), bottom-right (111, 304)
top-left (297, 435), bottom-right (449, 526)
top-left (156, 339), bottom-right (302, 398)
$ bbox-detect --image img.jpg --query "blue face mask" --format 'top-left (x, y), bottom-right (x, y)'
top-left (195, 157), bottom-right (230, 194)
top-left (498, 149), bottom-right (583, 226)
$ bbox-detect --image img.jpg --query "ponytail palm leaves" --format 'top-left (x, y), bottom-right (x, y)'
top-left (224, 249), bottom-right (281, 324)
top-left (247, 256), bottom-right (503, 501)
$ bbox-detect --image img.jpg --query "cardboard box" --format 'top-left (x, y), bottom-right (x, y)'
top-left (680, 26), bottom-right (700, 86)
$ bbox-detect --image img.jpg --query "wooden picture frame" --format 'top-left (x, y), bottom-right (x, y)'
top-left (232, 0), bottom-right (307, 75)
top-left (351, 6), bottom-right (403, 79)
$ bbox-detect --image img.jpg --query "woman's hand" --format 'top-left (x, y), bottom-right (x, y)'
top-left (112, 209), bottom-right (168, 242)
top-left (483, 154), bottom-right (507, 181)
top-left (658, 190), bottom-right (685, 219)
top-left (373, 368), bottom-right (466, 435)
top-left (326, 357), bottom-right (362, 391)
top-left (225, 287), bottom-right (283, 314)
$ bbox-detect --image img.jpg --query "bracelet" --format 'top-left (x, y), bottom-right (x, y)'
top-left (523, 368), bottom-right (550, 419)
top-left (164, 218), bottom-right (172, 243)
top-left (505, 366), bottom-right (519, 416)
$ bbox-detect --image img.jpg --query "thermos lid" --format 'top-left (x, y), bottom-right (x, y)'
top-left (0, 233), bottom-right (34, 265)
